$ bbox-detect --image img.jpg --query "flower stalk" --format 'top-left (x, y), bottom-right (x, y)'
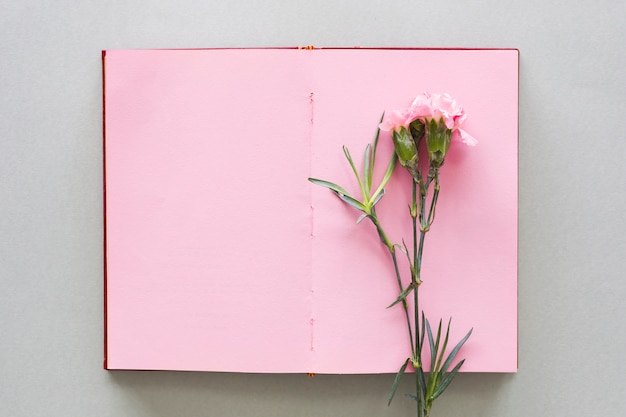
top-left (309, 92), bottom-right (475, 417)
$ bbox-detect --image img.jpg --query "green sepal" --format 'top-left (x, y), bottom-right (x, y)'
top-left (392, 127), bottom-right (418, 171)
top-left (424, 118), bottom-right (452, 168)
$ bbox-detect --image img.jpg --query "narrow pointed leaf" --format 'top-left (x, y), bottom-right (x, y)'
top-left (371, 113), bottom-right (384, 167)
top-left (435, 318), bottom-right (452, 375)
top-left (404, 393), bottom-right (418, 402)
top-left (370, 188), bottom-right (386, 207)
top-left (308, 178), bottom-right (350, 196)
top-left (371, 152), bottom-right (397, 203)
top-left (363, 144), bottom-right (372, 196)
top-left (333, 191), bottom-right (367, 212)
top-left (368, 115), bottom-right (384, 189)
top-left (401, 239), bottom-right (413, 266)
top-left (394, 243), bottom-right (407, 256)
top-left (387, 358), bottom-right (410, 406)
top-left (343, 146), bottom-right (366, 200)
top-left (425, 319), bottom-right (437, 372)
top-left (387, 284), bottom-right (414, 308)
top-left (430, 359), bottom-right (465, 400)
top-left (436, 321), bottom-right (442, 346)
top-left (440, 328), bottom-right (473, 375)
top-left (356, 213), bottom-right (368, 224)
top-left (418, 311), bottom-right (426, 356)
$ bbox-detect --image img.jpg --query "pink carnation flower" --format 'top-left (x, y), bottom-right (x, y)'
top-left (409, 92), bottom-right (477, 146)
top-left (379, 92), bottom-right (477, 146)
top-left (409, 92), bottom-right (462, 129)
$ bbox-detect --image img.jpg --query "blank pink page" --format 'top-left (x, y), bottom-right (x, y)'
top-left (104, 48), bottom-right (518, 373)
top-left (105, 49), bottom-right (314, 372)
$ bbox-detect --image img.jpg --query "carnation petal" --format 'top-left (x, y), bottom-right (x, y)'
top-left (379, 109), bottom-right (410, 132)
top-left (407, 92), bottom-right (433, 119)
top-left (454, 129), bottom-right (478, 146)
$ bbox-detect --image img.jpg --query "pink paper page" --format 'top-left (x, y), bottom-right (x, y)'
top-left (104, 48), bottom-right (518, 373)
top-left (309, 49), bottom-right (518, 373)
top-left (105, 49), bottom-right (314, 372)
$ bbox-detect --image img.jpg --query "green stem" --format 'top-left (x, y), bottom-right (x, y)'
top-left (418, 168), bottom-right (443, 417)
top-left (412, 167), bottom-right (442, 417)
top-left (412, 181), bottom-right (420, 354)
top-left (368, 213), bottom-right (415, 358)
top-left (412, 181), bottom-right (419, 283)
top-left (417, 370), bottom-right (423, 417)
top-left (427, 169), bottom-right (440, 227)
top-left (372, 165), bottom-right (443, 417)
top-left (369, 210), bottom-right (393, 251)
top-left (391, 250), bottom-right (415, 358)
top-left (412, 178), bottom-right (425, 417)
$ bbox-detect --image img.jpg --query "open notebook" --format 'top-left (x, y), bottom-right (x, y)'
top-left (103, 48), bottom-right (518, 373)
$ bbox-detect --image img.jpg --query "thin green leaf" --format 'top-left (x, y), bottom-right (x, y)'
top-left (440, 327), bottom-right (473, 375)
top-left (419, 311), bottom-right (426, 356)
top-left (369, 114), bottom-right (384, 187)
top-left (387, 283), bottom-right (414, 309)
top-left (343, 146), bottom-right (366, 201)
top-left (435, 319), bottom-right (442, 366)
top-left (423, 319), bottom-right (438, 402)
top-left (363, 144), bottom-right (372, 197)
top-left (400, 239), bottom-right (413, 267)
top-left (370, 187), bottom-right (386, 207)
top-left (333, 191), bottom-right (367, 212)
top-left (430, 359), bottom-right (465, 400)
top-left (425, 319), bottom-right (437, 373)
top-left (404, 393), bottom-right (418, 402)
top-left (387, 358), bottom-right (410, 406)
top-left (356, 213), bottom-right (367, 224)
top-left (424, 319), bottom-right (441, 402)
top-left (371, 113), bottom-right (384, 166)
top-left (434, 318), bottom-right (452, 377)
top-left (394, 243), bottom-right (407, 256)
top-left (308, 178), bottom-right (350, 196)
top-left (371, 152), bottom-right (397, 203)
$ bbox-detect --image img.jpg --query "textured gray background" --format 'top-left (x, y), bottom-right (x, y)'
top-left (1, 1), bottom-right (625, 416)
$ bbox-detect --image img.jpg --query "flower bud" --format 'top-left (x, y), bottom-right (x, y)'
top-left (392, 126), bottom-right (419, 180)
top-left (425, 118), bottom-right (452, 168)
